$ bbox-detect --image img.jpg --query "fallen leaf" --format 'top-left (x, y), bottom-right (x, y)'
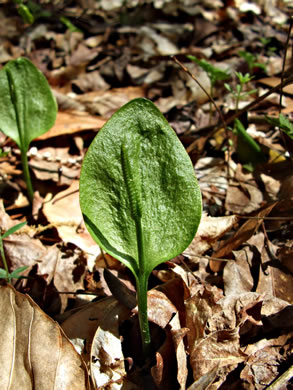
top-left (210, 203), bottom-right (276, 272)
top-left (184, 213), bottom-right (239, 260)
top-left (36, 111), bottom-right (106, 140)
top-left (0, 285), bottom-right (89, 389)
top-left (43, 180), bottom-right (100, 266)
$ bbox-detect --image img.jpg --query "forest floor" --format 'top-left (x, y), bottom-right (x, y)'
top-left (0, 0), bottom-right (292, 389)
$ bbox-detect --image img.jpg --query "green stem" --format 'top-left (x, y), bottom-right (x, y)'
top-left (135, 218), bottom-right (151, 358)
top-left (136, 270), bottom-right (151, 358)
top-left (209, 83), bottom-right (214, 124)
top-left (21, 148), bottom-right (34, 203)
top-left (0, 236), bottom-right (10, 283)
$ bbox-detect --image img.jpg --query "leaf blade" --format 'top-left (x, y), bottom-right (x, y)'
top-left (0, 57), bottom-right (57, 151)
top-left (80, 98), bottom-right (202, 276)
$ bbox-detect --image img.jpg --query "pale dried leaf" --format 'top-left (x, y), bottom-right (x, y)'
top-left (36, 111), bottom-right (106, 140)
top-left (43, 180), bottom-right (100, 263)
top-left (169, 313), bottom-right (189, 390)
top-left (185, 213), bottom-right (239, 259)
top-left (0, 285), bottom-right (89, 390)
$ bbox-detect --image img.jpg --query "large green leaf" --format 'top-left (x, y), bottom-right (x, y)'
top-left (80, 98), bottom-right (201, 277)
top-left (0, 57), bottom-right (57, 151)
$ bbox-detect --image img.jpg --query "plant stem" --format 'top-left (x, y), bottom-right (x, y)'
top-left (136, 218), bottom-right (152, 358)
top-left (209, 83), bottom-right (214, 124)
top-left (136, 271), bottom-right (151, 358)
top-left (21, 148), bottom-right (34, 203)
top-left (0, 236), bottom-right (10, 283)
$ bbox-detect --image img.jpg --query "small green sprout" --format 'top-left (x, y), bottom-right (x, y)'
top-left (266, 113), bottom-right (293, 140)
top-left (60, 16), bottom-right (83, 33)
top-left (259, 37), bottom-right (277, 55)
top-left (0, 221), bottom-right (28, 283)
top-left (187, 55), bottom-right (230, 122)
top-left (0, 57), bottom-right (57, 203)
top-left (225, 72), bottom-right (257, 111)
top-left (80, 98), bottom-right (202, 358)
top-left (238, 50), bottom-right (266, 73)
top-left (13, 0), bottom-right (52, 24)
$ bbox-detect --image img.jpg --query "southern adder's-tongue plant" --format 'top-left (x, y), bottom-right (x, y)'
top-left (0, 57), bottom-right (57, 202)
top-left (79, 98), bottom-right (202, 357)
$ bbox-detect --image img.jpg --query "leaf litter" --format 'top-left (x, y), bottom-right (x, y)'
top-left (0, 0), bottom-right (292, 388)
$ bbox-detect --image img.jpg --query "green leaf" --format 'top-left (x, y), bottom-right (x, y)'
top-left (187, 55), bottom-right (230, 86)
top-left (279, 114), bottom-right (293, 139)
top-left (234, 119), bottom-right (266, 166)
top-left (0, 266), bottom-right (29, 280)
top-left (80, 98), bottom-right (202, 278)
top-left (0, 57), bottom-right (57, 152)
top-left (60, 16), bottom-right (82, 33)
top-left (266, 114), bottom-right (293, 140)
top-left (2, 221), bottom-right (27, 239)
top-left (0, 269), bottom-right (8, 278)
top-left (17, 4), bottom-right (34, 24)
top-left (9, 266), bottom-right (29, 279)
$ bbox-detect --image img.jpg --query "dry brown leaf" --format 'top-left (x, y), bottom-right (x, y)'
top-left (184, 213), bottom-right (239, 259)
top-left (169, 313), bottom-right (189, 390)
top-left (61, 296), bottom-right (131, 388)
top-left (225, 182), bottom-right (263, 214)
top-left (145, 289), bottom-right (177, 328)
top-left (36, 111), bottom-right (106, 140)
top-left (190, 330), bottom-right (246, 382)
top-left (210, 203), bottom-right (276, 272)
top-left (185, 284), bottom-right (270, 383)
top-left (240, 334), bottom-right (293, 389)
top-left (43, 180), bottom-right (100, 262)
top-left (30, 146), bottom-right (80, 185)
top-left (256, 239), bottom-right (293, 304)
top-left (90, 304), bottom-right (129, 389)
top-left (76, 86), bottom-right (146, 117)
top-left (0, 285), bottom-right (89, 389)
top-left (146, 289), bottom-right (188, 390)
top-left (223, 232), bottom-right (266, 296)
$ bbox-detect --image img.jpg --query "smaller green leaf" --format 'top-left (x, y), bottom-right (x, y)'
top-left (266, 114), bottom-right (293, 140)
top-left (17, 4), bottom-right (34, 24)
top-left (0, 57), bottom-right (57, 152)
top-left (235, 119), bottom-right (266, 166)
top-left (224, 83), bottom-right (232, 92)
top-left (2, 221), bottom-right (27, 238)
top-left (279, 114), bottom-right (293, 139)
top-left (187, 55), bottom-right (230, 85)
top-left (9, 266), bottom-right (29, 279)
top-left (0, 266), bottom-right (29, 280)
top-left (60, 16), bottom-right (82, 33)
top-left (0, 269), bottom-right (8, 278)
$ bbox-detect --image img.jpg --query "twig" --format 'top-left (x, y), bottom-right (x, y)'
top-left (266, 365), bottom-right (293, 390)
top-left (172, 55), bottom-right (233, 179)
top-left (279, 15), bottom-right (293, 158)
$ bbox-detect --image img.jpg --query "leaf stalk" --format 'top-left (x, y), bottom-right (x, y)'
top-left (21, 148), bottom-right (34, 203)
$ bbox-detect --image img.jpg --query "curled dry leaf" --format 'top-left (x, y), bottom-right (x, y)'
top-left (184, 213), bottom-right (239, 259)
top-left (43, 180), bottom-right (100, 265)
top-left (36, 111), bottom-right (106, 140)
top-left (210, 203), bottom-right (276, 272)
top-left (61, 296), bottom-right (132, 389)
top-left (147, 292), bottom-right (188, 390)
top-left (240, 333), bottom-right (293, 389)
top-left (185, 285), bottom-right (264, 382)
top-left (0, 285), bottom-right (89, 390)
